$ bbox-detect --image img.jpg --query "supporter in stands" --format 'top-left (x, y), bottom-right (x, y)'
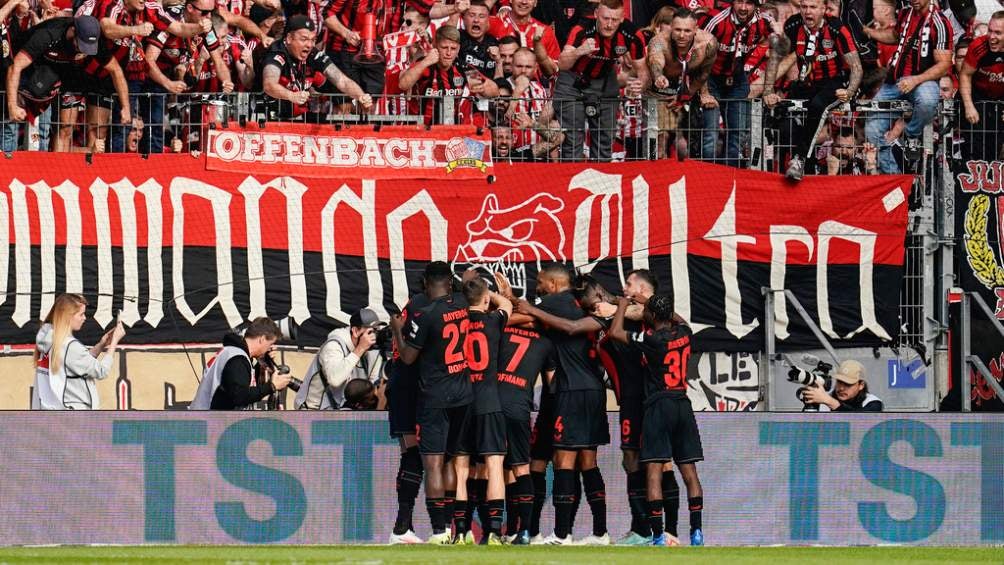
top-left (496, 35), bottom-right (520, 78)
top-left (5, 14), bottom-right (127, 152)
top-left (32, 293), bottom-right (126, 410)
top-left (322, 0), bottom-right (391, 103)
top-left (379, 6), bottom-right (431, 116)
top-left (701, 0), bottom-right (775, 167)
top-left (399, 25), bottom-right (474, 125)
top-left (506, 47), bottom-right (558, 157)
top-left (940, 74), bottom-right (958, 100)
top-left (190, 317), bottom-right (293, 410)
top-left (260, 15), bottom-right (372, 120)
top-left (765, 0), bottom-right (862, 181)
top-left (0, 0), bottom-right (29, 152)
top-left (460, 0), bottom-right (503, 95)
top-left (142, 0), bottom-right (230, 155)
top-left (960, 10), bottom-right (1004, 161)
top-left (648, 8), bottom-right (717, 160)
top-left (799, 360), bottom-right (884, 411)
top-left (489, 0), bottom-right (559, 77)
top-left (554, 0), bottom-right (648, 161)
top-left (822, 127), bottom-right (878, 174)
top-left (862, 0), bottom-right (953, 173)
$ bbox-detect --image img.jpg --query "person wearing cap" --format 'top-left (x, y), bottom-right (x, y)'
top-left (5, 15), bottom-right (129, 151)
top-left (800, 360), bottom-right (884, 412)
top-left (260, 14), bottom-right (373, 120)
top-left (293, 307), bottom-right (385, 410)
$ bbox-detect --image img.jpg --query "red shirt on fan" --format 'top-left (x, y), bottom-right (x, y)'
top-left (77, 0), bottom-right (172, 80)
top-left (886, 4), bottom-right (952, 83)
top-left (964, 34), bottom-right (1004, 99)
top-left (487, 7), bottom-right (560, 62)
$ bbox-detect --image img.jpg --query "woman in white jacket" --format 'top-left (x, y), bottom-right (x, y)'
top-left (32, 293), bottom-right (126, 410)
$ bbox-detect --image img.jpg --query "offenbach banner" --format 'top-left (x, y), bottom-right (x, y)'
top-left (0, 153), bottom-right (912, 351)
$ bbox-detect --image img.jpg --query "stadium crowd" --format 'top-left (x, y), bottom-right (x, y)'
top-left (0, 0), bottom-right (1002, 176)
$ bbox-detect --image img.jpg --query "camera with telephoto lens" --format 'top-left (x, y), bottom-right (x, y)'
top-left (261, 353), bottom-right (301, 392)
top-left (787, 357), bottom-right (833, 410)
top-left (374, 325), bottom-right (394, 356)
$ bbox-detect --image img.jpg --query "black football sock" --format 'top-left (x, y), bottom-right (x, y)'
top-left (444, 490), bottom-right (456, 534)
top-left (582, 467), bottom-right (607, 537)
top-left (474, 478), bottom-right (489, 531)
top-left (487, 499), bottom-right (505, 535)
top-left (393, 447), bottom-right (423, 535)
top-left (465, 478), bottom-right (479, 533)
top-left (517, 474), bottom-right (534, 533)
top-left (663, 470), bottom-right (680, 537)
top-left (552, 469), bottom-right (576, 539)
top-left (569, 470), bottom-right (582, 534)
top-left (505, 482), bottom-right (519, 535)
top-left (648, 499), bottom-right (665, 540)
top-left (689, 496), bottom-right (704, 534)
top-left (427, 497), bottom-right (447, 534)
top-left (627, 470), bottom-right (650, 537)
top-left (530, 470), bottom-right (547, 536)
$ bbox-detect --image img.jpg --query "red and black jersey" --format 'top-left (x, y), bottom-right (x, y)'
top-left (626, 323), bottom-right (692, 399)
top-left (595, 317), bottom-right (645, 403)
top-left (261, 44), bottom-right (333, 116)
top-left (194, 35), bottom-right (243, 92)
top-left (488, 9), bottom-right (561, 62)
top-left (77, 0), bottom-right (172, 79)
top-left (404, 293), bottom-right (473, 409)
top-left (703, 8), bottom-right (773, 77)
top-left (564, 20), bottom-right (645, 81)
top-left (467, 309), bottom-right (508, 416)
top-left (496, 326), bottom-right (555, 417)
top-left (887, 6), bottom-right (952, 83)
top-left (536, 291), bottom-right (605, 393)
top-left (322, 0), bottom-right (388, 55)
top-left (408, 62), bottom-right (471, 125)
top-left (964, 34), bottom-right (1004, 99)
top-left (784, 15), bottom-right (857, 85)
top-left (405, 0), bottom-right (435, 18)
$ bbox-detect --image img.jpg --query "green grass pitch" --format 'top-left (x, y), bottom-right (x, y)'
top-left (0, 546), bottom-right (999, 564)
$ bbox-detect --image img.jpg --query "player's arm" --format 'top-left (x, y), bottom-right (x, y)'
top-left (608, 296), bottom-right (630, 344)
top-left (493, 271), bottom-right (534, 326)
top-left (516, 299), bottom-right (603, 335)
top-left (490, 291), bottom-right (513, 318)
top-left (389, 314), bottom-right (421, 365)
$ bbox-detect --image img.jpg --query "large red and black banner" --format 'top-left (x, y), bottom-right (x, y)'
top-left (0, 153), bottom-right (912, 351)
top-left (953, 159), bottom-right (1004, 410)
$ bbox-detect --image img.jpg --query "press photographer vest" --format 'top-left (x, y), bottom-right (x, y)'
top-left (189, 345), bottom-right (251, 410)
top-left (294, 328), bottom-right (367, 410)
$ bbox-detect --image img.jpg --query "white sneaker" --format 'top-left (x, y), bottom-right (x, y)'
top-left (427, 532), bottom-right (451, 545)
top-left (542, 532), bottom-right (574, 545)
top-left (529, 534), bottom-right (546, 545)
top-left (388, 529), bottom-right (423, 544)
top-left (505, 534), bottom-right (518, 544)
top-left (576, 533), bottom-right (611, 545)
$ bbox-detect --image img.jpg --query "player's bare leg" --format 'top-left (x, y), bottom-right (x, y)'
top-left (677, 462), bottom-right (704, 546)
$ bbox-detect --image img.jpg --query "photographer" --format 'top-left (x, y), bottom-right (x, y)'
top-left (294, 308), bottom-right (385, 410)
top-left (189, 317), bottom-right (291, 410)
top-left (800, 360), bottom-right (883, 412)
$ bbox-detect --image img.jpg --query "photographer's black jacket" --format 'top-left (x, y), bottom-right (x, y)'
top-left (210, 334), bottom-right (275, 410)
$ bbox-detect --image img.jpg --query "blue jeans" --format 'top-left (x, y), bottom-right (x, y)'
top-left (111, 80), bottom-right (166, 154)
top-left (701, 73), bottom-right (750, 168)
top-left (864, 80), bottom-right (940, 174)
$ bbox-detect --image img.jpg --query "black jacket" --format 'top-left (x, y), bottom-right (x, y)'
top-left (210, 334), bottom-right (274, 409)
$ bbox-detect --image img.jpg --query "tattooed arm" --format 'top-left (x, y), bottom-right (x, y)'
top-left (648, 37), bottom-right (669, 90)
top-left (687, 36), bottom-right (718, 97)
top-left (763, 33), bottom-right (792, 107)
top-left (836, 51), bottom-right (862, 102)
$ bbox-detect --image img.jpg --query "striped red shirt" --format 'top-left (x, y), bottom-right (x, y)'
top-left (703, 7), bottom-right (773, 77)
top-left (565, 21), bottom-right (645, 81)
top-left (510, 79), bottom-right (549, 150)
top-left (409, 63), bottom-right (472, 125)
top-left (965, 34), bottom-right (1004, 99)
top-left (783, 15), bottom-right (857, 85)
top-left (887, 6), bottom-right (952, 83)
top-left (488, 7), bottom-right (560, 61)
top-left (323, 0), bottom-right (387, 54)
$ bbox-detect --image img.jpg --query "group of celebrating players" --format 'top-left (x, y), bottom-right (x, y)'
top-left (384, 261), bottom-right (704, 546)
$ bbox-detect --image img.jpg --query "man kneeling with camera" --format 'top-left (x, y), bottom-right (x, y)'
top-left (800, 360), bottom-right (883, 412)
top-left (190, 317), bottom-right (293, 410)
top-left (294, 308), bottom-right (386, 410)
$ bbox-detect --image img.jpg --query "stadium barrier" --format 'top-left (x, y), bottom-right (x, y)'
top-left (0, 412), bottom-right (999, 546)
